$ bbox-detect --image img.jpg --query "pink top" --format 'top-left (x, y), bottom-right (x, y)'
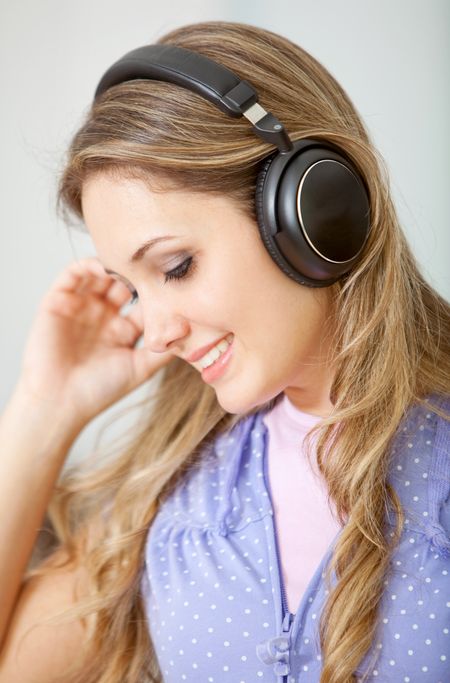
top-left (262, 393), bottom-right (342, 613)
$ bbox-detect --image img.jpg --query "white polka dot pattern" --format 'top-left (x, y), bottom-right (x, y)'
top-left (141, 398), bottom-right (450, 681)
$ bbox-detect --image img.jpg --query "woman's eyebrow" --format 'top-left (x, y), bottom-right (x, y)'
top-left (103, 234), bottom-right (179, 277)
top-left (129, 235), bottom-right (178, 263)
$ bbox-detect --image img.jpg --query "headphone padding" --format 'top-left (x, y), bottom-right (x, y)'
top-left (255, 152), bottom-right (341, 288)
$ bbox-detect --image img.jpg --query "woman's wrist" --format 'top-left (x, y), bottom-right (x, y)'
top-left (3, 379), bottom-right (86, 453)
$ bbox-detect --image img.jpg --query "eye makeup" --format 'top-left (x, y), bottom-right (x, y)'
top-left (127, 255), bottom-right (196, 304)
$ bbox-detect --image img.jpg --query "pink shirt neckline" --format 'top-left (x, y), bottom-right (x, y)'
top-left (278, 393), bottom-right (326, 429)
top-left (262, 392), bottom-right (341, 613)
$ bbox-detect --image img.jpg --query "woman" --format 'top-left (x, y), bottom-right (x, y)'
top-left (0, 20), bottom-right (449, 683)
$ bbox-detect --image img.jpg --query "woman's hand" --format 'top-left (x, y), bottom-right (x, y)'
top-left (16, 257), bottom-right (174, 428)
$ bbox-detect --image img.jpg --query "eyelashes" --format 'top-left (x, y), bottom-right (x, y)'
top-left (128, 255), bottom-right (195, 305)
top-left (164, 255), bottom-right (195, 283)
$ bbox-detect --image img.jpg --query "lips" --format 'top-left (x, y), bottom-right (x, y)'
top-left (185, 334), bottom-right (232, 363)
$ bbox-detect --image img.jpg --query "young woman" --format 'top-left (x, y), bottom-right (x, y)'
top-left (0, 20), bottom-right (449, 683)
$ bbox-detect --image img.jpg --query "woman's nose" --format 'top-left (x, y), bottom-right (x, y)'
top-left (142, 304), bottom-right (190, 353)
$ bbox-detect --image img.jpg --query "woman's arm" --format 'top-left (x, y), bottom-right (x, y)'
top-left (0, 383), bottom-right (83, 652)
top-left (0, 545), bottom-right (90, 683)
top-left (0, 258), bottom-right (173, 678)
top-left (0, 384), bottom-right (91, 681)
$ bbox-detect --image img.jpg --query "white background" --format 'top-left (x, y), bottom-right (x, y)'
top-left (1, 0), bottom-right (448, 463)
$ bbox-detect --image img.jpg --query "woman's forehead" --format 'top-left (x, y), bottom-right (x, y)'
top-left (81, 174), bottom-right (251, 262)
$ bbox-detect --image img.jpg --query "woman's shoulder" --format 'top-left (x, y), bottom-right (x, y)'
top-left (387, 395), bottom-right (450, 558)
top-left (148, 411), bottom-right (265, 534)
top-left (388, 395), bottom-right (450, 474)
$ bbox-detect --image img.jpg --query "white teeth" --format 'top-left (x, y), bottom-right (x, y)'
top-left (199, 334), bottom-right (233, 369)
top-left (216, 339), bottom-right (230, 353)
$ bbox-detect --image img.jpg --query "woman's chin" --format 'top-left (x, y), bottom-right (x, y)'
top-left (214, 386), bottom-right (281, 417)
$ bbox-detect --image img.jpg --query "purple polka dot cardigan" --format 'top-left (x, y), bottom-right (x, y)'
top-left (141, 397), bottom-right (450, 682)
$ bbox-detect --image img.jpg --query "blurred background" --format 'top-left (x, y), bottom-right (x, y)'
top-left (1, 0), bottom-right (449, 465)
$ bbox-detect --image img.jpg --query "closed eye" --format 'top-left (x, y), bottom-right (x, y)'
top-left (164, 256), bottom-right (195, 283)
top-left (127, 256), bottom-right (196, 304)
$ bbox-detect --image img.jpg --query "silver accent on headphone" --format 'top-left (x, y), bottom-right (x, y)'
top-left (296, 160), bottom-right (358, 265)
top-left (243, 102), bottom-right (269, 125)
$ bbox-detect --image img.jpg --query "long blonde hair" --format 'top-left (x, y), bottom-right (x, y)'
top-left (28, 20), bottom-right (450, 683)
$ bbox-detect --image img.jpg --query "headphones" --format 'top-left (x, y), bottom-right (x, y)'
top-left (94, 44), bottom-right (371, 287)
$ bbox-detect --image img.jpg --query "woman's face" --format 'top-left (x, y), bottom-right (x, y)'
top-left (81, 174), bottom-right (336, 415)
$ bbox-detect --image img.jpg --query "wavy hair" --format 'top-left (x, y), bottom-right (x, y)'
top-left (26, 20), bottom-right (450, 683)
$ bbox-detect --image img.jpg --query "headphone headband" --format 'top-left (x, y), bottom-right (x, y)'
top-left (94, 44), bottom-right (293, 154)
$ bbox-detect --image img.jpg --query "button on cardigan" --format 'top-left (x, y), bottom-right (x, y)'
top-left (141, 397), bottom-right (450, 682)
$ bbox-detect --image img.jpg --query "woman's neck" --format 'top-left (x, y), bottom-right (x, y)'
top-left (283, 363), bottom-right (336, 417)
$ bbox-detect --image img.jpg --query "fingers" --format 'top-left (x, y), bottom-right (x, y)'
top-left (47, 258), bottom-right (112, 306)
top-left (118, 302), bottom-right (145, 347)
top-left (108, 313), bottom-right (143, 348)
top-left (107, 281), bottom-right (134, 309)
top-left (48, 258), bottom-right (134, 310)
top-left (46, 259), bottom-right (146, 340)
top-left (51, 257), bottom-right (107, 293)
top-left (125, 299), bottom-right (144, 329)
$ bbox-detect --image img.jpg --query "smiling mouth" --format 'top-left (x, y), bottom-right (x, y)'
top-left (197, 333), bottom-right (234, 370)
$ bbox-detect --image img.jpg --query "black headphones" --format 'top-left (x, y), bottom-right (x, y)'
top-left (94, 44), bottom-right (371, 287)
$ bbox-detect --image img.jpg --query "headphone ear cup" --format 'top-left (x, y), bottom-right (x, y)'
top-left (255, 154), bottom-right (316, 285)
top-left (255, 149), bottom-right (344, 287)
top-left (255, 140), bottom-right (371, 287)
